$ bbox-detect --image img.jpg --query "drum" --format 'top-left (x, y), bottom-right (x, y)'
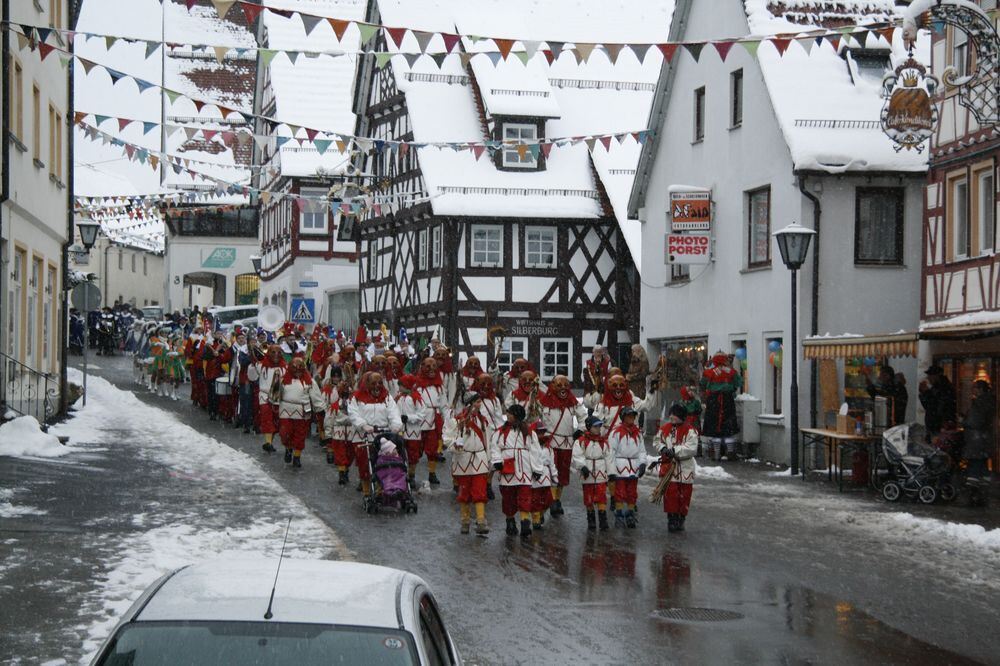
top-left (215, 377), bottom-right (233, 396)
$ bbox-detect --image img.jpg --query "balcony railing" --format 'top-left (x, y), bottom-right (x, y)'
top-left (1, 352), bottom-right (59, 426)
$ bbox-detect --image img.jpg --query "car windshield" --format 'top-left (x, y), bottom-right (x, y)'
top-left (211, 309), bottom-right (256, 324)
top-left (95, 621), bottom-right (419, 665)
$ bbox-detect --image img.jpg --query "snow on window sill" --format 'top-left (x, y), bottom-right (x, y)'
top-left (729, 123), bottom-right (742, 131)
top-left (740, 264), bottom-right (771, 274)
top-left (757, 414), bottom-right (785, 425)
top-left (9, 135), bottom-right (27, 153)
top-left (33, 158), bottom-right (45, 170)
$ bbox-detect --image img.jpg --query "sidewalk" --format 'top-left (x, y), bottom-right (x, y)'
top-left (0, 370), bottom-right (348, 665)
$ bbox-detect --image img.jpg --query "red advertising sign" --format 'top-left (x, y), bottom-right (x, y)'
top-left (670, 191), bottom-right (712, 231)
top-left (665, 232), bottom-right (711, 265)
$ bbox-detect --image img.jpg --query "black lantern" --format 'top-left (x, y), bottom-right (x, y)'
top-left (773, 222), bottom-right (815, 270)
top-left (250, 254), bottom-right (262, 275)
top-left (77, 220), bottom-right (101, 251)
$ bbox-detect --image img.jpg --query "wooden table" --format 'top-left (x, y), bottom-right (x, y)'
top-left (799, 428), bottom-right (881, 492)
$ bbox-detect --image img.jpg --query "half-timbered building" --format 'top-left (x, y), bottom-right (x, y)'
top-left (917, 0), bottom-right (999, 468)
top-left (252, 0), bottom-right (365, 330)
top-left (352, 0), bottom-right (672, 383)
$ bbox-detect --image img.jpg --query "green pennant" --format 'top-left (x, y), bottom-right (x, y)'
top-left (314, 139), bottom-right (332, 154)
top-left (357, 23), bottom-right (379, 45)
top-left (740, 40), bottom-right (761, 58)
top-left (260, 49), bottom-right (278, 68)
top-left (374, 52), bottom-right (393, 69)
top-left (164, 89), bottom-right (182, 104)
top-left (513, 51), bottom-right (530, 65)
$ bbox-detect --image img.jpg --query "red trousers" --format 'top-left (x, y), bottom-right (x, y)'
top-left (420, 426), bottom-right (441, 458)
top-left (531, 486), bottom-right (553, 513)
top-left (218, 394), bottom-right (235, 422)
top-left (613, 478), bottom-right (638, 506)
top-left (354, 443), bottom-right (371, 481)
top-left (553, 449), bottom-right (572, 487)
top-left (279, 418), bottom-right (310, 451)
top-left (258, 403), bottom-right (279, 434)
top-left (404, 439), bottom-right (424, 465)
top-left (456, 474), bottom-right (488, 503)
top-left (664, 483), bottom-right (693, 515)
top-left (499, 485), bottom-right (532, 516)
top-left (331, 439), bottom-right (355, 467)
top-left (582, 483), bottom-right (608, 509)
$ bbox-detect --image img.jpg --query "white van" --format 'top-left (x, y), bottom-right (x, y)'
top-left (207, 305), bottom-right (259, 330)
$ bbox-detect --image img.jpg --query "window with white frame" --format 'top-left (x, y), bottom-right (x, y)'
top-left (525, 227), bottom-right (557, 268)
top-left (502, 123), bottom-right (538, 169)
top-left (974, 166), bottom-right (995, 254)
top-left (418, 228), bottom-right (429, 270)
top-left (950, 175), bottom-right (970, 259)
top-left (471, 225), bottom-right (503, 267)
top-left (952, 27), bottom-right (969, 78)
top-left (432, 226), bottom-right (442, 268)
top-left (368, 241), bottom-right (378, 280)
top-left (540, 338), bottom-right (572, 381)
top-left (496, 338), bottom-right (528, 374)
top-left (299, 187), bottom-right (329, 234)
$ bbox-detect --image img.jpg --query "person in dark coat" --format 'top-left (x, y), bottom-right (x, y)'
top-left (918, 365), bottom-right (956, 437)
top-left (864, 365), bottom-right (908, 426)
top-left (962, 380), bottom-right (995, 485)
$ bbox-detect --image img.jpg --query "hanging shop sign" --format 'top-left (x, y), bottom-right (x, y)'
top-left (881, 57), bottom-right (939, 152)
top-left (669, 191), bottom-right (712, 231)
top-left (665, 232), bottom-right (712, 265)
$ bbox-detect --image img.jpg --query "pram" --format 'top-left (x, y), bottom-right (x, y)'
top-left (363, 432), bottom-right (418, 515)
top-left (879, 423), bottom-right (955, 504)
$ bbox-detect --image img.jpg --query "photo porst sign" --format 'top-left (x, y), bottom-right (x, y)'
top-left (666, 232), bottom-right (711, 265)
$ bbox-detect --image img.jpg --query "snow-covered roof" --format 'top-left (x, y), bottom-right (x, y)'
top-left (745, 0), bottom-right (930, 174)
top-left (263, 0), bottom-right (367, 178)
top-left (920, 310), bottom-right (1000, 332)
top-left (375, 0), bottom-right (674, 268)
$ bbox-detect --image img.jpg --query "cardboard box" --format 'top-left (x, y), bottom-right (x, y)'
top-left (836, 414), bottom-right (855, 435)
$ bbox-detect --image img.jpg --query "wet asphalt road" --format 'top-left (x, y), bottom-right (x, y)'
top-left (44, 358), bottom-right (1000, 663)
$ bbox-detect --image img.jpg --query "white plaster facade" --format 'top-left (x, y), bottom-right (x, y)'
top-left (163, 235), bottom-right (260, 311)
top-left (71, 236), bottom-right (165, 309)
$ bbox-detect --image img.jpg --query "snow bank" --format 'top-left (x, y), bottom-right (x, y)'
top-left (0, 487), bottom-right (47, 518)
top-left (0, 416), bottom-right (74, 459)
top-left (884, 513), bottom-right (1000, 553)
top-left (695, 462), bottom-right (735, 480)
top-left (767, 467), bottom-right (794, 477)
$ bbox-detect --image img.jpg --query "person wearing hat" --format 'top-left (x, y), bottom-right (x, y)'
top-left (962, 380), bottom-right (995, 505)
top-left (275, 357), bottom-right (324, 468)
top-left (348, 372), bottom-right (404, 499)
top-left (572, 415), bottom-right (615, 531)
top-left (414, 356), bottom-right (450, 486)
top-left (323, 378), bottom-right (356, 484)
top-left (490, 403), bottom-right (545, 538)
top-left (164, 333), bottom-right (187, 401)
top-left (444, 392), bottom-right (492, 536)
top-left (919, 365), bottom-right (957, 438)
top-left (609, 406), bottom-right (654, 528)
top-left (539, 375), bottom-right (587, 517)
top-left (396, 373), bottom-right (428, 486)
top-left (700, 352), bottom-right (742, 461)
top-left (530, 423), bottom-right (558, 530)
top-left (249, 344), bottom-right (286, 454)
top-left (653, 404), bottom-right (699, 532)
top-left (184, 325), bottom-right (207, 408)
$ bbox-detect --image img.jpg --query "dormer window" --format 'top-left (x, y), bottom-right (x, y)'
top-left (502, 123), bottom-right (538, 169)
top-left (843, 48), bottom-right (891, 87)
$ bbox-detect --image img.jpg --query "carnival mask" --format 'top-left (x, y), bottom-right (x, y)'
top-left (464, 357), bottom-right (482, 374)
top-left (372, 354), bottom-right (387, 373)
top-left (550, 375), bottom-right (571, 398)
top-left (367, 372), bottom-right (385, 397)
top-left (473, 373), bottom-right (494, 393)
top-left (420, 357), bottom-right (438, 377)
top-left (519, 370), bottom-right (538, 391)
top-left (608, 375), bottom-right (628, 397)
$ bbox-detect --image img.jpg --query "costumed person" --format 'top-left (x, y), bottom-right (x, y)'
top-left (500, 358), bottom-right (533, 401)
top-left (504, 370), bottom-right (542, 422)
top-left (384, 354), bottom-right (402, 397)
top-left (348, 371), bottom-right (403, 501)
top-left (608, 407), bottom-right (653, 528)
top-left (324, 378), bottom-right (356, 484)
top-left (202, 330), bottom-right (232, 421)
top-left (149, 329), bottom-right (169, 396)
top-left (415, 357), bottom-right (449, 485)
top-left (473, 372), bottom-right (505, 502)
top-left (276, 356), bottom-right (323, 468)
top-left (583, 345), bottom-right (611, 395)
top-left (316, 361), bottom-right (343, 464)
top-left (165, 334), bottom-right (187, 401)
top-left (489, 404), bottom-right (544, 538)
top-left (539, 374), bottom-right (587, 517)
top-left (679, 386), bottom-right (703, 431)
top-left (433, 346), bottom-right (458, 416)
top-left (396, 373), bottom-right (427, 486)
top-left (572, 415), bottom-right (614, 531)
top-left (919, 365), bottom-right (957, 439)
top-left (700, 352), bottom-right (742, 460)
top-left (625, 344), bottom-right (650, 400)
top-left (652, 404), bottom-right (699, 532)
top-left (530, 424), bottom-right (558, 530)
top-left (962, 380), bottom-right (995, 507)
top-left (460, 356), bottom-right (483, 392)
top-left (443, 392), bottom-right (492, 536)
top-left (229, 331), bottom-right (255, 433)
top-left (249, 344), bottom-right (285, 453)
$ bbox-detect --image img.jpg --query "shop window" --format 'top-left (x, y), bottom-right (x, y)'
top-left (950, 175), bottom-right (970, 259)
top-left (525, 227), bottom-right (557, 269)
top-left (471, 225), bottom-right (503, 267)
top-left (765, 337), bottom-right (783, 415)
top-left (496, 338), bottom-right (528, 374)
top-left (732, 341), bottom-right (748, 393)
top-left (540, 338), bottom-right (572, 381)
top-left (327, 290), bottom-right (359, 335)
top-left (747, 186), bottom-right (771, 268)
top-left (693, 86), bottom-right (706, 141)
top-left (730, 69), bottom-right (743, 128)
top-left (670, 264), bottom-right (691, 282)
top-left (973, 166), bottom-right (995, 254)
top-left (502, 123), bottom-right (538, 169)
top-left (855, 187), bottom-right (904, 265)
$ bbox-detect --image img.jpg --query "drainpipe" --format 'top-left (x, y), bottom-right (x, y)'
top-left (60, 0), bottom-right (81, 414)
top-left (798, 175), bottom-right (821, 428)
top-left (1, 0), bottom-right (10, 359)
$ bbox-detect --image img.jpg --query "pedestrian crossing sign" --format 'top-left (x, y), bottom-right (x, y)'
top-left (289, 298), bottom-right (315, 323)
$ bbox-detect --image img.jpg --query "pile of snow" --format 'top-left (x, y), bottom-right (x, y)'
top-left (767, 467), bottom-right (794, 477)
top-left (0, 488), bottom-right (47, 518)
top-left (884, 513), bottom-right (1000, 553)
top-left (0, 416), bottom-right (74, 459)
top-left (695, 462), bottom-right (735, 480)
top-left (920, 310), bottom-right (1000, 331)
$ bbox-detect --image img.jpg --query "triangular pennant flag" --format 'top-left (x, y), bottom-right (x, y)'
top-left (459, 52), bottom-right (474, 67)
top-left (494, 38), bottom-right (515, 60)
top-left (385, 27), bottom-right (408, 49)
top-left (164, 88), bottom-right (181, 104)
top-left (442, 33), bottom-right (461, 54)
top-left (192, 99), bottom-right (206, 113)
top-left (357, 23), bottom-right (379, 45)
top-left (202, 130), bottom-right (218, 141)
top-left (657, 43), bottom-right (679, 63)
top-left (124, 144), bottom-right (135, 159)
top-left (107, 68), bottom-right (126, 85)
top-left (514, 51), bottom-right (530, 65)
top-left (713, 41), bottom-right (735, 61)
top-left (584, 137), bottom-right (597, 152)
top-left (314, 139), bottom-right (332, 154)
top-left (403, 53), bottom-right (421, 68)
top-left (135, 78), bottom-right (155, 93)
top-left (213, 46), bottom-right (229, 63)
top-left (15, 33), bottom-right (31, 52)
top-left (527, 144), bottom-right (540, 160)
top-left (241, 2), bottom-right (264, 25)
top-left (472, 145), bottom-right (485, 161)
top-left (36, 27), bottom-right (52, 44)
top-left (328, 18), bottom-right (350, 41)
top-left (210, 0), bottom-right (237, 20)
top-left (117, 118), bottom-right (133, 131)
top-left (797, 36), bottom-right (814, 54)
top-left (604, 43), bottom-right (624, 65)
top-left (574, 43), bottom-right (596, 63)
top-left (413, 31), bottom-right (435, 54)
top-left (260, 49), bottom-right (278, 68)
top-left (104, 35), bottom-right (117, 50)
top-left (19, 24), bottom-right (36, 43)
top-left (825, 34), bottom-right (841, 51)
top-left (877, 26), bottom-right (895, 45)
top-left (522, 40), bottom-right (540, 60)
top-left (145, 41), bottom-right (160, 59)
top-left (540, 142), bottom-right (554, 158)
top-left (375, 52), bottom-right (393, 69)
top-left (57, 53), bottom-right (71, 69)
top-left (631, 43), bottom-right (652, 64)
top-left (599, 135), bottom-right (612, 151)
top-left (684, 42), bottom-right (704, 61)
top-left (287, 51), bottom-right (300, 65)
top-left (142, 121), bottom-right (157, 135)
top-left (305, 127), bottom-right (318, 142)
top-left (38, 43), bottom-right (55, 60)
top-left (741, 40), bottom-right (761, 58)
top-left (74, 111), bottom-right (86, 125)
top-left (547, 41), bottom-right (564, 57)
top-left (300, 13), bottom-right (323, 36)
top-left (276, 136), bottom-right (290, 148)
top-left (485, 52), bottom-right (502, 66)
top-left (94, 114), bottom-right (109, 125)
top-left (253, 134), bottom-right (269, 152)
top-left (770, 37), bottom-right (792, 56)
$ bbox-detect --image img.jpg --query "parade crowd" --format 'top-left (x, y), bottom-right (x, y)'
top-left (128, 317), bottom-right (750, 538)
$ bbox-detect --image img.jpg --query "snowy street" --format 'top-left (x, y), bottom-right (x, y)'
top-left (2, 357), bottom-right (997, 665)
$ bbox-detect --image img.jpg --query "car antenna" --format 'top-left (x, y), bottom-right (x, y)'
top-left (264, 517), bottom-right (292, 620)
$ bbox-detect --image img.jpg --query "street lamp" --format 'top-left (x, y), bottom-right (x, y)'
top-left (76, 220), bottom-right (101, 407)
top-left (773, 222), bottom-right (815, 477)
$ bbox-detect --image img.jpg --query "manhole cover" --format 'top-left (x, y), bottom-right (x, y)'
top-left (652, 608), bottom-right (744, 622)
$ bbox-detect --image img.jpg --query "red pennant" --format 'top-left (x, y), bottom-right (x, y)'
top-left (386, 27), bottom-right (408, 48)
top-left (494, 38), bottom-right (514, 60)
top-left (442, 33), bottom-right (461, 54)
top-left (713, 41), bottom-right (734, 61)
top-left (221, 131), bottom-right (236, 146)
top-left (540, 143), bottom-right (553, 158)
top-left (825, 34), bottom-right (841, 51)
top-left (124, 144), bottom-right (135, 159)
top-left (38, 42), bottom-right (55, 60)
top-left (542, 49), bottom-right (555, 65)
top-left (399, 143), bottom-right (409, 157)
top-left (771, 37), bottom-right (792, 56)
top-left (305, 127), bottom-right (318, 141)
top-left (202, 130), bottom-right (218, 141)
top-left (657, 43), bottom-right (678, 62)
top-left (328, 18), bottom-right (350, 41)
top-left (118, 118), bottom-right (133, 131)
top-left (240, 2), bottom-right (264, 25)
top-left (472, 145), bottom-right (485, 161)
top-left (877, 27), bottom-right (895, 44)
top-left (599, 136), bottom-right (612, 151)
top-left (193, 100), bottom-right (206, 112)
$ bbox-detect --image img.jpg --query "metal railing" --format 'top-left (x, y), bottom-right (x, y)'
top-left (0, 352), bottom-right (59, 426)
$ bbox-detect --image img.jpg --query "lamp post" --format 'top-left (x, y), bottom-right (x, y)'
top-left (77, 221), bottom-right (101, 407)
top-left (773, 222), bottom-right (815, 476)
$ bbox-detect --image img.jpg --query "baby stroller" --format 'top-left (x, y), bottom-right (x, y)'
top-left (363, 432), bottom-right (418, 515)
top-left (879, 423), bottom-right (955, 504)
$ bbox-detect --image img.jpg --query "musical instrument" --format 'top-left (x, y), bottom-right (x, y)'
top-left (268, 372), bottom-right (283, 404)
top-left (648, 459), bottom-right (676, 503)
top-left (586, 361), bottom-right (600, 395)
top-left (526, 375), bottom-right (543, 423)
top-left (214, 377), bottom-right (233, 396)
top-left (259, 304), bottom-right (285, 333)
top-left (486, 325), bottom-right (506, 377)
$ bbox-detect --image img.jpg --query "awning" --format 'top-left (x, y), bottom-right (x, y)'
top-left (919, 322), bottom-right (1000, 341)
top-left (802, 332), bottom-right (919, 360)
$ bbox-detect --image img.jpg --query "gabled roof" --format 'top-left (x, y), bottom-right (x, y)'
top-left (373, 0), bottom-right (674, 268)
